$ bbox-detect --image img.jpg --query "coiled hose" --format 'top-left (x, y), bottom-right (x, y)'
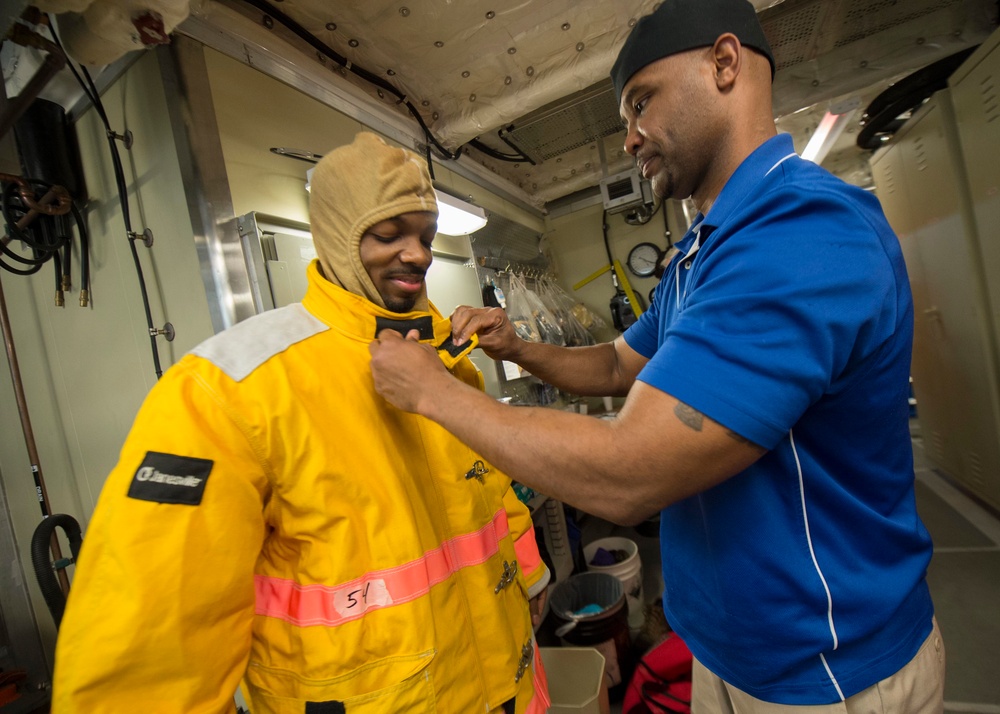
top-left (31, 514), bottom-right (82, 627)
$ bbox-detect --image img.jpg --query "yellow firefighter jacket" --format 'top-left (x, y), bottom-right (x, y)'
top-left (53, 261), bottom-right (550, 714)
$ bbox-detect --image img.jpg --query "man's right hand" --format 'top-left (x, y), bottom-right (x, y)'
top-left (451, 306), bottom-right (521, 361)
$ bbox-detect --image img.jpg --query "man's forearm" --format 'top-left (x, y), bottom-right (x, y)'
top-left (418, 375), bottom-right (652, 523)
top-left (504, 340), bottom-right (629, 396)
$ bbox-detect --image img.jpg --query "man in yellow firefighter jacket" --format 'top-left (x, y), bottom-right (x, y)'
top-left (52, 132), bottom-right (551, 714)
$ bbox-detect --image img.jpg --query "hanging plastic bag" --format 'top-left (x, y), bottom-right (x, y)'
top-left (505, 273), bottom-right (566, 346)
top-left (504, 273), bottom-right (542, 343)
top-left (538, 278), bottom-right (596, 347)
top-left (571, 302), bottom-right (608, 335)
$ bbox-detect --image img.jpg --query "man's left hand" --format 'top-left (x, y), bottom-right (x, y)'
top-left (529, 587), bottom-right (548, 629)
top-left (369, 329), bottom-right (448, 413)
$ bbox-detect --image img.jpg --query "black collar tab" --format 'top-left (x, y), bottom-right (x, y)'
top-left (374, 316), bottom-right (434, 340)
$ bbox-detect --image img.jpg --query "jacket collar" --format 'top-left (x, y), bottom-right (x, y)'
top-left (301, 260), bottom-right (476, 366)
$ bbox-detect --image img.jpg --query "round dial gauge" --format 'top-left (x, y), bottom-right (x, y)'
top-left (627, 242), bottom-right (662, 278)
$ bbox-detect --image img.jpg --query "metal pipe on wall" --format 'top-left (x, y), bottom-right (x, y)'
top-left (0, 187), bottom-right (72, 596)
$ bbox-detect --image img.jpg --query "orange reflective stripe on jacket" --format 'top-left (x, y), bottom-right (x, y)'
top-left (256, 509), bottom-right (510, 626)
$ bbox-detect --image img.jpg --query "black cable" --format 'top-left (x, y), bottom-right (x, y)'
top-left (30, 513), bottom-right (82, 627)
top-left (468, 137), bottom-right (531, 164)
top-left (240, 0), bottom-right (464, 162)
top-left (601, 209), bottom-right (614, 272)
top-left (0, 180), bottom-right (65, 275)
top-left (75, 201), bottom-right (89, 296)
top-left (857, 47), bottom-right (977, 150)
top-left (624, 196), bottom-right (664, 226)
top-left (47, 16), bottom-right (164, 377)
top-left (83, 64), bottom-right (163, 377)
top-left (496, 130), bottom-right (536, 165)
top-left (52, 249), bottom-right (62, 294)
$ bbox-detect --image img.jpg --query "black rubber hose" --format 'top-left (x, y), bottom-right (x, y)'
top-left (469, 137), bottom-right (532, 164)
top-left (497, 131), bottom-right (536, 165)
top-left (857, 47), bottom-right (978, 150)
top-left (0, 180), bottom-right (62, 275)
top-left (602, 209), bottom-right (614, 270)
top-left (30, 513), bottom-right (83, 627)
top-left (53, 248), bottom-right (61, 293)
top-left (74, 202), bottom-right (90, 295)
top-left (79, 64), bottom-right (163, 376)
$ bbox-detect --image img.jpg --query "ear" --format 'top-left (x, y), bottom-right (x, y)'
top-left (711, 34), bottom-right (742, 90)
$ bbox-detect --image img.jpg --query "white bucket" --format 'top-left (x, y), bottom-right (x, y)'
top-left (583, 536), bottom-right (645, 632)
top-left (540, 647), bottom-right (610, 714)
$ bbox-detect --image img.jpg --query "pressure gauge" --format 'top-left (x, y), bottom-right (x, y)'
top-left (626, 242), bottom-right (662, 278)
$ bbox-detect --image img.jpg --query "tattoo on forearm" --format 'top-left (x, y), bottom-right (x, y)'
top-left (674, 402), bottom-right (704, 432)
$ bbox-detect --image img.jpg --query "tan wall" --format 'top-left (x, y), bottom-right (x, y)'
top-left (0, 50), bottom-right (215, 665)
top-left (203, 48), bottom-right (546, 235)
top-left (543, 202), bottom-right (675, 344)
top-left (204, 49), bottom-right (362, 224)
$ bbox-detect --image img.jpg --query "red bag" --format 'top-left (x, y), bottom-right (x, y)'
top-left (623, 633), bottom-right (693, 714)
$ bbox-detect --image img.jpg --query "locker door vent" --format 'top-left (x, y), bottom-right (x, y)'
top-left (914, 137), bottom-right (928, 172)
top-left (883, 164), bottom-right (896, 194)
top-left (966, 451), bottom-right (985, 488)
top-left (930, 430), bottom-right (946, 460)
top-left (979, 74), bottom-right (998, 123)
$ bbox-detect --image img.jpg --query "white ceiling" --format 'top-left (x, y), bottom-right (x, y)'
top-left (11, 0), bottom-right (1000, 210)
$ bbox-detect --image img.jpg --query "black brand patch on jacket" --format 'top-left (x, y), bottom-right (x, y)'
top-left (305, 702), bottom-right (345, 714)
top-left (374, 316), bottom-right (434, 340)
top-left (127, 452), bottom-right (213, 506)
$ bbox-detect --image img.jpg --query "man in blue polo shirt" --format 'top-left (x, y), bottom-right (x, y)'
top-left (368, 0), bottom-right (944, 710)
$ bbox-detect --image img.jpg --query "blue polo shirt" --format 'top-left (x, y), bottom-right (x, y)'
top-left (624, 133), bottom-right (934, 704)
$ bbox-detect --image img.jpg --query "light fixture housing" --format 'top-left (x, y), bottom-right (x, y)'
top-left (434, 190), bottom-right (488, 235)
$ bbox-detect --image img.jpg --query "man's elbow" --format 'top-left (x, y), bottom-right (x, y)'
top-left (589, 494), bottom-right (661, 526)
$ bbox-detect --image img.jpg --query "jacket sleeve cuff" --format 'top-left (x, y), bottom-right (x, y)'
top-left (527, 564), bottom-right (551, 599)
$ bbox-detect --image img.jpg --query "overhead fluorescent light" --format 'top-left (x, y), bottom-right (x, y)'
top-left (434, 190), bottom-right (488, 236)
top-left (801, 110), bottom-right (855, 165)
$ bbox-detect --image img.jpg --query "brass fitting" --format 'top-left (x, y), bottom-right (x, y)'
top-left (55, 290), bottom-right (64, 307)
top-left (79, 289), bottom-right (89, 307)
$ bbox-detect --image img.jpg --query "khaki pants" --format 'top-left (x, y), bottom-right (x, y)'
top-left (691, 618), bottom-right (945, 714)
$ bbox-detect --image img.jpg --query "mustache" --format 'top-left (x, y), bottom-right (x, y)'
top-left (384, 268), bottom-right (426, 280)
